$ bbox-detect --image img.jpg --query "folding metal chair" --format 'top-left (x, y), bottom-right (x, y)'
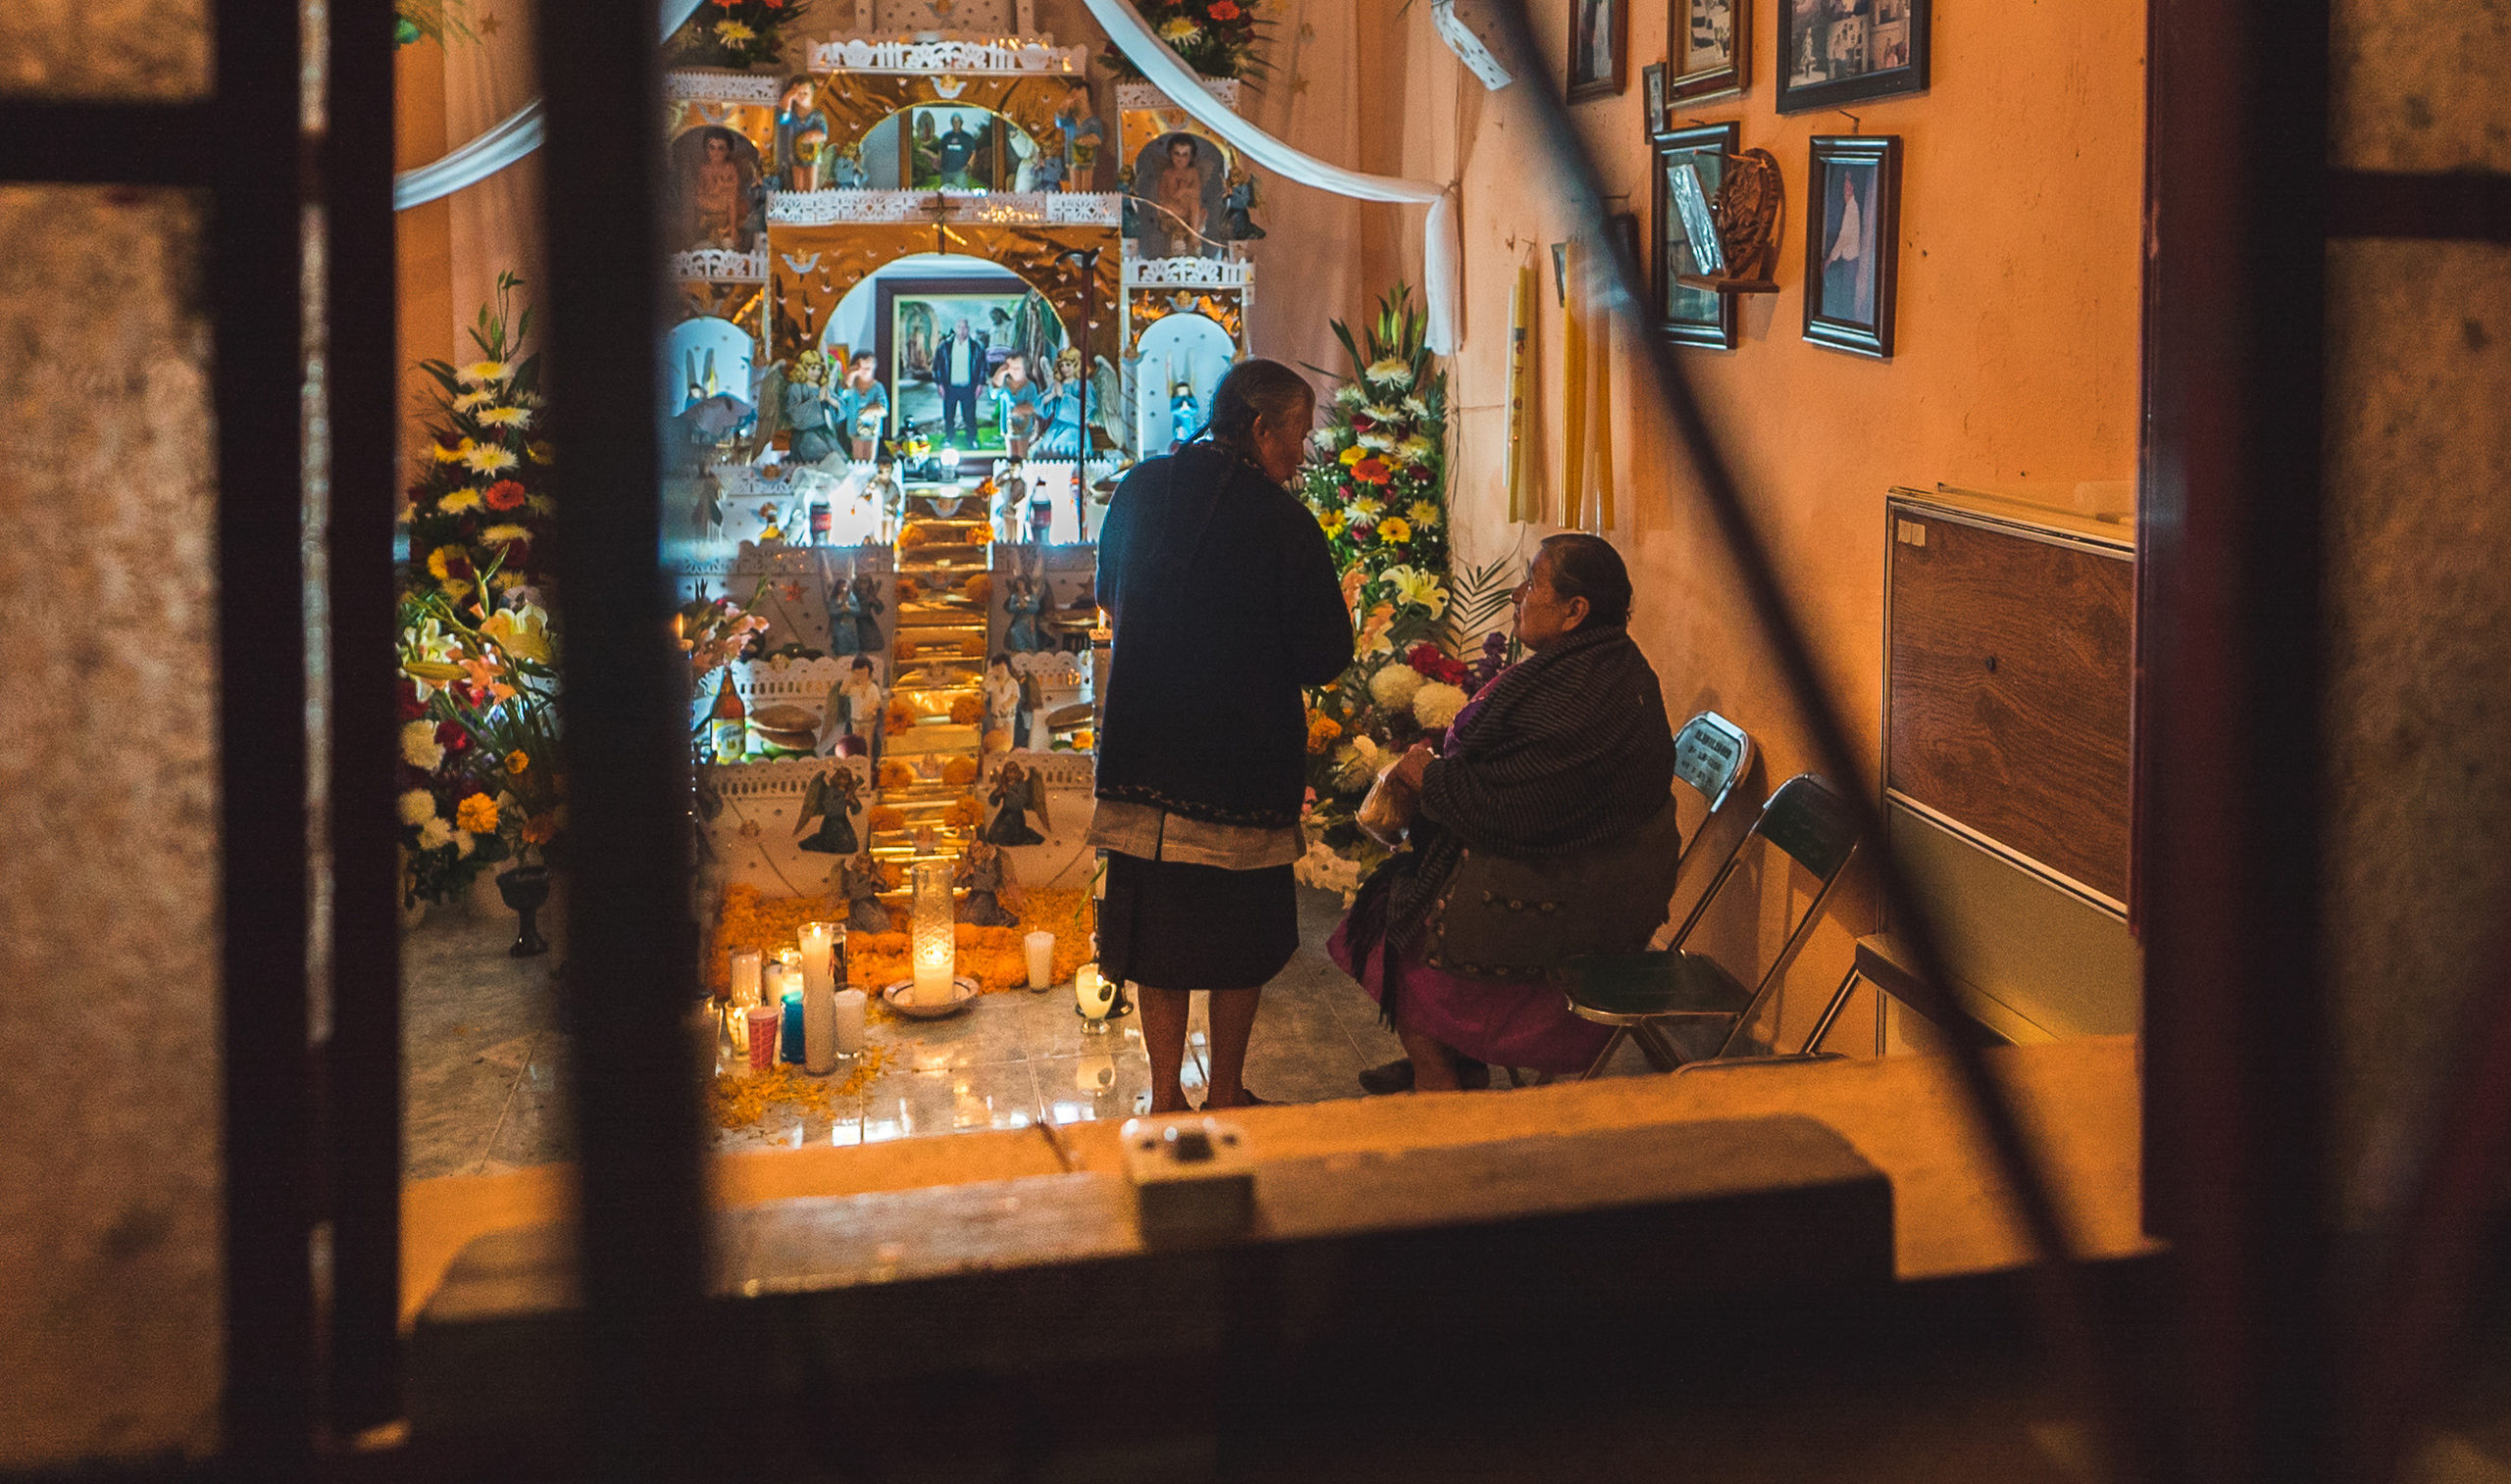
top-left (1668, 710), bottom-right (1754, 875)
top-left (1566, 773), bottom-right (1863, 1078)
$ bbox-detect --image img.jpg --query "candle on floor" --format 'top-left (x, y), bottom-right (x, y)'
top-left (1024, 930), bottom-right (1055, 991)
top-left (803, 981), bottom-right (837, 1074)
top-left (797, 922), bottom-right (837, 997)
top-left (744, 1004), bottom-right (780, 1072)
top-left (773, 965), bottom-right (805, 1063)
top-left (730, 949), bottom-right (763, 1008)
top-left (833, 988), bottom-right (866, 1054)
top-left (910, 861), bottom-right (955, 1005)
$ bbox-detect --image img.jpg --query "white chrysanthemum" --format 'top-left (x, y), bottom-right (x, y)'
top-left (454, 829), bottom-right (477, 858)
top-left (1156, 17), bottom-right (1202, 42)
top-left (457, 359), bottom-right (511, 385)
top-left (1363, 356), bottom-right (1413, 387)
top-left (477, 406), bottom-right (533, 429)
top-left (1307, 428), bottom-right (1339, 452)
top-left (1397, 435), bottom-right (1436, 463)
top-left (462, 443), bottom-right (519, 475)
top-left (1349, 496), bottom-right (1385, 525)
top-left (400, 719), bottom-right (445, 770)
top-left (1357, 430), bottom-right (1397, 452)
top-left (1333, 383), bottom-right (1367, 408)
top-left (399, 789), bottom-right (438, 826)
top-left (1333, 735), bottom-right (1384, 789)
top-left (453, 389), bottom-right (495, 412)
top-left (1412, 682), bottom-right (1469, 731)
top-left (1401, 394), bottom-right (1431, 419)
top-left (1368, 663), bottom-right (1424, 710)
top-left (417, 816), bottom-right (456, 850)
top-left (1361, 402), bottom-right (1406, 423)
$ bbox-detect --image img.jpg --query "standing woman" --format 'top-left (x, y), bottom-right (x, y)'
top-left (1092, 359), bottom-right (1355, 1113)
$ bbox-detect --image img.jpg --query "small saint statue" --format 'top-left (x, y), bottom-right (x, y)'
top-left (981, 757), bottom-right (1050, 847)
top-left (845, 572), bottom-right (886, 655)
top-left (981, 653), bottom-right (1027, 750)
top-left (816, 655), bottom-right (887, 761)
top-left (956, 840), bottom-right (1018, 927)
top-left (836, 849), bottom-right (891, 934)
top-left (793, 765), bottom-right (864, 855)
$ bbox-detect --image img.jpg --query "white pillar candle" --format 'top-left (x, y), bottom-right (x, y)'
top-left (729, 949), bottom-right (763, 1008)
top-left (910, 861), bottom-right (956, 1005)
top-left (833, 988), bottom-right (867, 1054)
top-left (797, 921), bottom-right (838, 998)
top-left (803, 980), bottom-right (838, 1074)
top-left (1024, 930), bottom-right (1055, 990)
top-left (769, 963), bottom-right (802, 1006)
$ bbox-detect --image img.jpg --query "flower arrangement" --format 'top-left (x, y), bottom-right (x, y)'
top-left (669, 0), bottom-right (809, 71)
top-left (1107, 0), bottom-right (1270, 81)
top-left (1294, 285), bottom-right (1517, 899)
top-left (405, 274), bottom-right (551, 623)
top-left (397, 587), bottom-right (565, 905)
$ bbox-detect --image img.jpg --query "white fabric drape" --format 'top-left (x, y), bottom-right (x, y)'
top-left (393, 0), bottom-right (708, 211)
top-left (1078, 0), bottom-right (1460, 353)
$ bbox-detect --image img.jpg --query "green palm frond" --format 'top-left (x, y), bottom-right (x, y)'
top-left (1437, 553), bottom-right (1519, 649)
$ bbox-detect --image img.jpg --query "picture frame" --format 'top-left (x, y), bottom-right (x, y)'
top-left (1802, 133), bottom-right (1901, 358)
top-left (1668, 0), bottom-right (1749, 103)
top-left (898, 104), bottom-right (1007, 191)
top-left (1642, 63), bottom-right (1667, 132)
top-left (1567, 0), bottom-right (1628, 102)
top-left (1651, 121), bottom-right (1741, 350)
top-left (1777, 0), bottom-right (1928, 114)
top-left (875, 275), bottom-right (1068, 450)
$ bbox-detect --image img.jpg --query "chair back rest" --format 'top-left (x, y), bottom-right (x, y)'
top-left (1751, 774), bottom-right (1860, 883)
top-left (1670, 711), bottom-right (1753, 813)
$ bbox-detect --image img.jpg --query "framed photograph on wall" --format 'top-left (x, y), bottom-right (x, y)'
top-left (1651, 121), bottom-right (1741, 349)
top-left (876, 275), bottom-right (1069, 450)
top-left (1643, 62), bottom-right (1667, 132)
top-left (1567, 0), bottom-right (1628, 102)
top-left (1803, 133), bottom-right (1901, 358)
top-left (1777, 0), bottom-right (1929, 114)
top-left (1669, 0), bottom-right (1748, 102)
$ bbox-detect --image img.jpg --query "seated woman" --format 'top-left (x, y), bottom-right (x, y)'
top-left (1330, 535), bottom-right (1684, 1092)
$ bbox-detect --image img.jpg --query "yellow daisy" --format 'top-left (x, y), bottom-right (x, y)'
top-left (456, 360), bottom-right (510, 385)
top-left (1378, 516), bottom-right (1412, 544)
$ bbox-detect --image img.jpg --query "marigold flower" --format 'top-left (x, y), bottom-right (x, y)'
top-left (504, 750), bottom-right (531, 775)
top-left (455, 793), bottom-right (500, 834)
top-left (1306, 710), bottom-right (1343, 753)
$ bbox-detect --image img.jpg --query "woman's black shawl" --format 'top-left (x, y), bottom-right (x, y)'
top-left (1095, 441), bottom-right (1355, 829)
top-left (1345, 622), bottom-right (1677, 972)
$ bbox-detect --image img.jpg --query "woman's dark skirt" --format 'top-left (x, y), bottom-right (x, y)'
top-left (1098, 851), bottom-right (1298, 991)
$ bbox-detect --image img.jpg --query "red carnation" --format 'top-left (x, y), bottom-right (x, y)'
top-left (435, 720), bottom-right (472, 751)
top-left (485, 479), bottom-right (528, 512)
top-left (397, 681), bottom-right (428, 721)
top-left (1210, 0), bottom-right (1242, 17)
top-left (1407, 641), bottom-right (1469, 686)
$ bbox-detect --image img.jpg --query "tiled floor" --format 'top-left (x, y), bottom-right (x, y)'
top-left (403, 889), bottom-right (1526, 1178)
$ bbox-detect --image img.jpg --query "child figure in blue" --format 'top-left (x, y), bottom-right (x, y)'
top-left (830, 350), bottom-right (888, 463)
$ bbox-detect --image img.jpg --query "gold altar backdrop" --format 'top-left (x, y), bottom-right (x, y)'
top-left (768, 221), bottom-right (1122, 364)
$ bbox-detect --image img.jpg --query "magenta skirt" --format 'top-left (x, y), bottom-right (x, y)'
top-left (1327, 918), bottom-right (1614, 1074)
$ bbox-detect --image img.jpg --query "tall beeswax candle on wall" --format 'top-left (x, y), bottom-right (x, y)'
top-left (911, 861), bottom-right (955, 1004)
top-left (1561, 237), bottom-right (1587, 530)
top-left (1507, 262), bottom-right (1537, 525)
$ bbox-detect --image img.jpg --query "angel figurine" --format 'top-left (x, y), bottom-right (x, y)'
top-left (836, 849), bottom-right (891, 933)
top-left (815, 655), bottom-right (887, 761)
top-left (956, 840), bottom-right (1018, 927)
top-left (793, 764), bottom-right (864, 855)
top-left (981, 757), bottom-right (1049, 847)
top-left (1002, 574), bottom-right (1047, 653)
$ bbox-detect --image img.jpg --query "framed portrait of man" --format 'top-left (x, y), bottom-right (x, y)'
top-left (1651, 121), bottom-right (1740, 350)
top-left (1778, 0), bottom-right (1929, 114)
top-left (901, 104), bottom-right (1007, 191)
top-left (1802, 133), bottom-right (1901, 357)
top-left (1567, 0), bottom-right (1627, 102)
top-left (1669, 0), bottom-right (1748, 102)
top-left (876, 277), bottom-right (1069, 451)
